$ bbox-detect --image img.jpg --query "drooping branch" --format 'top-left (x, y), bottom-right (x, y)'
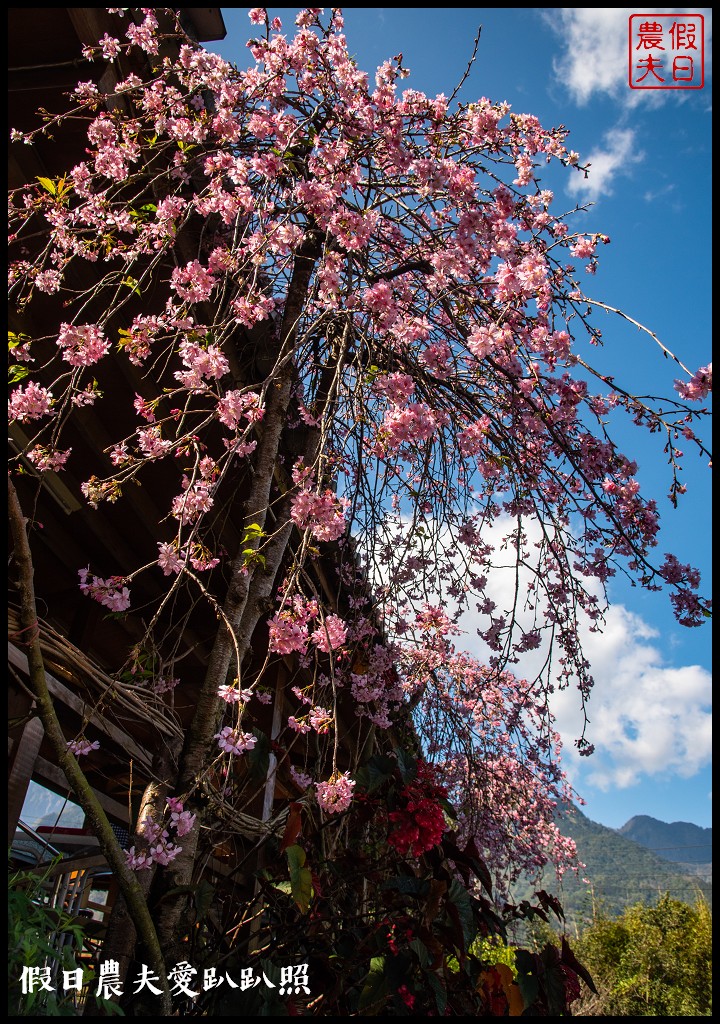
top-left (150, 230), bottom-right (323, 955)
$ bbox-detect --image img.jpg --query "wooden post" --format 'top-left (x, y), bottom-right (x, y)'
top-left (8, 715), bottom-right (44, 846)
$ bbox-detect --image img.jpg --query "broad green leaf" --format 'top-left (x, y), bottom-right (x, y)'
top-left (193, 878), bottom-right (215, 922)
top-left (36, 176), bottom-right (57, 195)
top-left (447, 878), bottom-right (477, 951)
top-left (513, 949), bottom-right (540, 1008)
top-left (438, 795), bottom-right (458, 819)
top-left (243, 522), bottom-right (265, 536)
top-left (395, 746), bottom-right (417, 783)
top-left (382, 876), bottom-right (429, 898)
top-left (427, 970), bottom-right (447, 1015)
top-left (358, 956), bottom-right (388, 1012)
top-left (285, 843), bottom-right (313, 914)
top-left (409, 936), bottom-right (432, 968)
top-left (354, 753), bottom-right (395, 794)
top-left (270, 880), bottom-right (292, 894)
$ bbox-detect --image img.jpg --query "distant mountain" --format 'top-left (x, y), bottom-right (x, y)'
top-left (508, 805), bottom-right (712, 934)
top-left (618, 814), bottom-right (712, 867)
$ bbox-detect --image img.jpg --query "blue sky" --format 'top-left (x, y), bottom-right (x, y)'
top-left (205, 9), bottom-right (712, 831)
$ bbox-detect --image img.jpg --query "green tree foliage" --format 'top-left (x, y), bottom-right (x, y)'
top-left (572, 894), bottom-right (712, 1016)
top-left (7, 861), bottom-right (123, 1017)
top-left (509, 806), bottom-right (712, 936)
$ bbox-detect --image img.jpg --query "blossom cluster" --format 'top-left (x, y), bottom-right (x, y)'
top-left (267, 590), bottom-right (348, 658)
top-left (674, 363), bottom-right (712, 402)
top-left (125, 796), bottom-right (196, 871)
top-left (8, 382), bottom-right (53, 423)
top-left (66, 737), bottom-right (100, 757)
top-left (290, 488), bottom-right (349, 542)
top-left (78, 567), bottom-right (131, 612)
top-left (315, 771), bottom-right (356, 814)
top-left (214, 726), bottom-right (258, 756)
top-left (57, 322), bottom-right (110, 366)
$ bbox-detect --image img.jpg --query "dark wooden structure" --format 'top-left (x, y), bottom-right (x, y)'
top-left (8, 9), bottom-right (382, 973)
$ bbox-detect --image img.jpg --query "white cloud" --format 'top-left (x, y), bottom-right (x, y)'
top-left (442, 518), bottom-right (712, 796)
top-left (548, 8), bottom-right (634, 106)
top-left (545, 8), bottom-right (713, 107)
top-left (642, 182), bottom-right (677, 202)
top-left (550, 605), bottom-right (713, 791)
top-left (371, 513), bottom-right (712, 801)
top-left (567, 126), bottom-right (644, 201)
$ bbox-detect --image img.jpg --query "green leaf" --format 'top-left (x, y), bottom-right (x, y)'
top-left (121, 276), bottom-right (141, 296)
top-left (193, 878), bottom-right (215, 922)
top-left (409, 937), bottom-right (432, 968)
top-left (513, 949), bottom-right (540, 1008)
top-left (9, 365), bottom-right (30, 383)
top-left (382, 876), bottom-right (429, 898)
top-left (270, 880), bottom-right (293, 895)
top-left (94, 996), bottom-right (126, 1016)
top-left (426, 970), bottom-right (447, 1015)
top-left (246, 727), bottom-right (269, 781)
top-left (446, 878), bottom-right (477, 951)
top-left (354, 753), bottom-right (395, 794)
top-left (285, 844), bottom-right (313, 914)
top-left (395, 747), bottom-right (417, 783)
top-left (438, 795), bottom-right (458, 820)
top-left (358, 956), bottom-right (389, 1012)
top-left (36, 176), bottom-right (56, 195)
top-left (244, 522), bottom-right (265, 536)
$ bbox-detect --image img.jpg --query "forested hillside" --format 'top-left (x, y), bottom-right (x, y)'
top-left (509, 806), bottom-right (712, 933)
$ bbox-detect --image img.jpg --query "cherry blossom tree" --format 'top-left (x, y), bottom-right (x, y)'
top-left (8, 7), bottom-right (711, 1013)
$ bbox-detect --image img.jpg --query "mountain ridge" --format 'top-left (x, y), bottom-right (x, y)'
top-left (508, 804), bottom-right (711, 933)
top-left (617, 813), bottom-right (711, 867)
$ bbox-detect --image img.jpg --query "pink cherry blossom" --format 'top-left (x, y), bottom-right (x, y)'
top-left (27, 446), bottom-right (71, 472)
top-left (268, 613), bottom-right (308, 655)
top-left (67, 738), bottom-right (100, 757)
top-left (311, 614), bottom-right (348, 652)
top-left (170, 261), bottom-right (217, 304)
top-left (57, 323), bottom-right (109, 366)
top-left (315, 772), bottom-right (356, 814)
top-left (290, 489), bottom-right (349, 541)
top-left (674, 363), bottom-right (711, 402)
top-left (290, 766), bottom-right (313, 789)
top-left (8, 381), bottom-right (53, 422)
top-left (214, 726), bottom-right (257, 755)
top-left (157, 542), bottom-right (183, 575)
top-left (78, 567), bottom-right (131, 611)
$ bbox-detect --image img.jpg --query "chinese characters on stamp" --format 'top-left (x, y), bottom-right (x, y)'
top-left (629, 15), bottom-right (705, 89)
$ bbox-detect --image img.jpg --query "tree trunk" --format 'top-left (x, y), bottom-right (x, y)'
top-left (150, 233), bottom-right (321, 961)
top-left (87, 737), bottom-right (180, 1013)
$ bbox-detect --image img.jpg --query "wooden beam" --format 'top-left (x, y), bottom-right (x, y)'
top-left (8, 716), bottom-right (44, 846)
top-left (33, 754), bottom-right (130, 825)
top-left (9, 642), bottom-right (152, 770)
top-left (32, 852), bottom-right (109, 879)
